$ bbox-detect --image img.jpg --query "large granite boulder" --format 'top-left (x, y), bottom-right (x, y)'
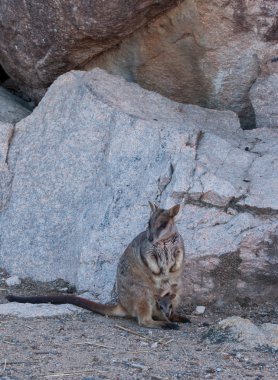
top-left (0, 0), bottom-right (179, 101)
top-left (0, 69), bottom-right (277, 304)
top-left (88, 0), bottom-right (278, 129)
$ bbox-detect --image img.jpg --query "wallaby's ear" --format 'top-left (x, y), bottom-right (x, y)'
top-left (170, 293), bottom-right (176, 300)
top-left (168, 204), bottom-right (180, 217)
top-left (149, 201), bottom-right (159, 213)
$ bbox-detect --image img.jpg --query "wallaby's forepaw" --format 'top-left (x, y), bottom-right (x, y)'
top-left (163, 322), bottom-right (180, 330)
top-left (170, 314), bottom-right (191, 324)
top-left (179, 316), bottom-right (191, 324)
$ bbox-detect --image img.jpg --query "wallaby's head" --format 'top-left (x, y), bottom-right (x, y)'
top-left (148, 202), bottom-right (180, 243)
top-left (156, 292), bottom-right (176, 319)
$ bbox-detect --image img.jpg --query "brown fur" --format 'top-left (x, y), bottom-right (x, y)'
top-left (7, 203), bottom-right (190, 329)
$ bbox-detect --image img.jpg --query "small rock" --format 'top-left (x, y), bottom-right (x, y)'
top-left (206, 368), bottom-right (215, 374)
top-left (195, 306), bottom-right (206, 315)
top-left (5, 275), bottom-right (21, 286)
top-left (140, 341), bottom-right (149, 347)
top-left (125, 362), bottom-right (148, 371)
top-left (58, 287), bottom-right (68, 292)
top-left (227, 207), bottom-right (238, 216)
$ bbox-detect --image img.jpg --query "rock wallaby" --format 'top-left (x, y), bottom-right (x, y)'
top-left (7, 202), bottom-right (190, 329)
top-left (156, 292), bottom-right (177, 323)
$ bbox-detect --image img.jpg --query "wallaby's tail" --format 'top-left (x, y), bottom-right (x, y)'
top-left (6, 295), bottom-right (127, 317)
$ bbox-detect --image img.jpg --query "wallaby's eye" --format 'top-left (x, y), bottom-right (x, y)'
top-left (159, 222), bottom-right (168, 230)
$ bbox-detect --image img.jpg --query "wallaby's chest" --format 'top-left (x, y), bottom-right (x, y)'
top-left (153, 241), bottom-right (176, 268)
top-left (152, 237), bottom-right (183, 272)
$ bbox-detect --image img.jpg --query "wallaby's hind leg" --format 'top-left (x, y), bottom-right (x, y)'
top-left (135, 299), bottom-right (180, 330)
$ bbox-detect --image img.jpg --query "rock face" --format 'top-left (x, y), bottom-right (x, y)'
top-left (0, 0), bottom-right (179, 101)
top-left (0, 69), bottom-right (277, 304)
top-left (1, 1), bottom-right (277, 128)
top-left (1, 1), bottom-right (277, 127)
top-left (88, 0), bottom-right (278, 129)
top-left (250, 73), bottom-right (278, 129)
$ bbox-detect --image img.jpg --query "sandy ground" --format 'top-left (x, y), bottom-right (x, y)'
top-left (0, 274), bottom-right (277, 380)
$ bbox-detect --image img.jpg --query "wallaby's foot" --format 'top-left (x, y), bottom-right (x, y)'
top-left (170, 313), bottom-right (191, 323)
top-left (138, 318), bottom-right (180, 330)
top-left (162, 322), bottom-right (180, 330)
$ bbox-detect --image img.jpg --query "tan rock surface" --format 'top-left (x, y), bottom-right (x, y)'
top-left (89, 0), bottom-right (278, 128)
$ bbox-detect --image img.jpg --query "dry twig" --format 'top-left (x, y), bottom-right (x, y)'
top-left (75, 341), bottom-right (115, 349)
top-left (43, 369), bottom-right (107, 378)
top-left (115, 324), bottom-right (155, 342)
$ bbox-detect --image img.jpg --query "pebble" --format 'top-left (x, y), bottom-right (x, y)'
top-left (195, 305), bottom-right (206, 315)
top-left (5, 275), bottom-right (21, 286)
top-left (140, 341), bottom-right (149, 347)
top-left (227, 207), bottom-right (238, 215)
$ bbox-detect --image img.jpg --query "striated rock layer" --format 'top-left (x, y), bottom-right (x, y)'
top-left (0, 69), bottom-right (277, 304)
